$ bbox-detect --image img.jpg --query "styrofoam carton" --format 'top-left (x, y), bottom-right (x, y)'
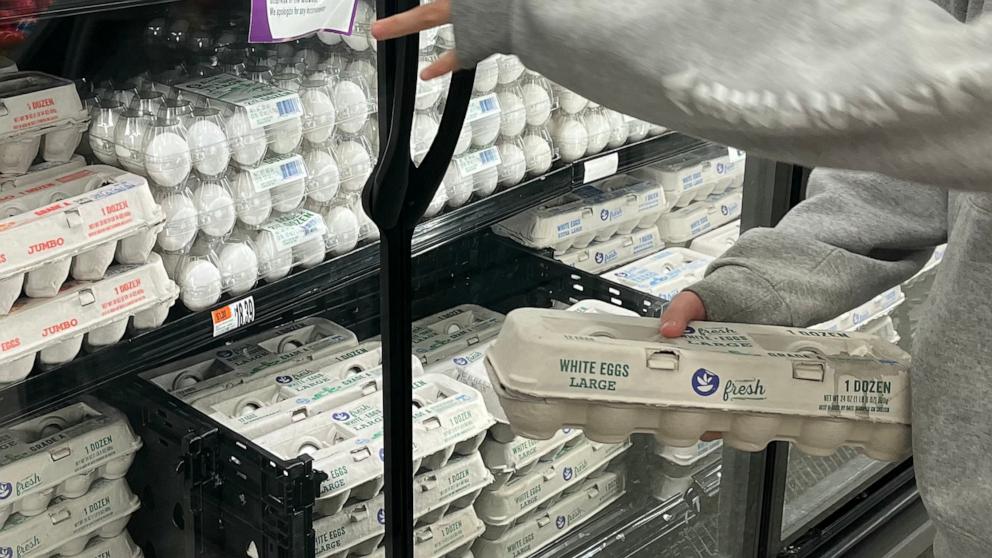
top-left (410, 305), bottom-right (505, 365)
top-left (484, 309), bottom-right (913, 461)
top-left (0, 478), bottom-right (140, 558)
top-left (600, 247), bottom-right (713, 301)
top-left (472, 470), bottom-right (626, 558)
top-left (0, 165), bottom-right (124, 220)
top-left (699, 148), bottom-right (746, 198)
top-left (0, 254), bottom-right (178, 382)
top-left (474, 438), bottom-right (629, 535)
top-left (657, 189), bottom-right (742, 244)
top-left (0, 398), bottom-right (142, 527)
top-left (77, 532), bottom-right (143, 558)
top-left (811, 286), bottom-right (905, 333)
top-left (629, 159), bottom-right (705, 209)
top-left (689, 220), bottom-right (740, 258)
top-left (555, 227), bottom-right (663, 274)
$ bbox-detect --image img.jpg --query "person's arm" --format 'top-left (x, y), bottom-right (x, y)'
top-left (440, 0), bottom-right (992, 190)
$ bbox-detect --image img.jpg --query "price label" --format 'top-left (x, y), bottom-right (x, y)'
top-left (582, 153), bottom-right (619, 184)
top-left (247, 154), bottom-right (308, 192)
top-left (454, 147), bottom-right (501, 177)
top-left (465, 93), bottom-right (501, 123)
top-left (212, 296), bottom-right (256, 337)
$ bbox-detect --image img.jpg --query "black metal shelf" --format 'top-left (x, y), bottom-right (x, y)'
top-left (0, 0), bottom-right (178, 24)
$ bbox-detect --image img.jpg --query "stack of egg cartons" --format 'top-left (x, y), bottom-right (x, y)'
top-left (0, 73), bottom-right (177, 382)
top-left (421, 302), bottom-right (631, 558)
top-left (0, 397), bottom-right (144, 557)
top-left (810, 285), bottom-right (907, 345)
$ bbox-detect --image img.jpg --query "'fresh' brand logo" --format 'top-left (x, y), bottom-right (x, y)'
top-left (692, 368), bottom-right (720, 396)
top-left (377, 508), bottom-right (386, 525)
top-left (600, 209), bottom-right (610, 221)
top-left (683, 326), bottom-right (696, 335)
top-left (379, 448), bottom-right (385, 461)
top-left (275, 376), bottom-right (292, 384)
top-left (595, 252), bottom-right (605, 264)
top-left (562, 467), bottom-right (574, 481)
top-left (453, 357), bottom-right (469, 366)
top-left (555, 516), bottom-right (567, 529)
top-left (0, 546), bottom-right (12, 558)
top-left (331, 412), bottom-right (351, 422)
top-left (0, 482), bottom-right (10, 499)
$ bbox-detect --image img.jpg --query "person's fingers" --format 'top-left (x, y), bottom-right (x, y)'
top-left (371, 0), bottom-right (450, 41)
top-left (421, 50), bottom-right (459, 80)
top-left (659, 291), bottom-right (706, 338)
top-left (701, 432), bottom-right (723, 442)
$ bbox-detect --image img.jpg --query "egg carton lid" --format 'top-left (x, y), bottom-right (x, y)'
top-left (484, 309), bottom-right (913, 461)
top-left (689, 220), bottom-right (741, 258)
top-left (141, 317), bottom-right (356, 393)
top-left (0, 156), bottom-right (86, 189)
top-left (409, 506), bottom-right (486, 558)
top-left (412, 452), bottom-right (493, 523)
top-left (656, 189), bottom-right (742, 244)
top-left (0, 478), bottom-right (140, 558)
top-left (0, 254), bottom-right (179, 383)
top-left (408, 305), bottom-right (505, 365)
top-left (479, 428), bottom-right (583, 487)
top-left (654, 439), bottom-right (723, 467)
top-left (600, 247), bottom-right (713, 299)
top-left (0, 175), bottom-right (166, 283)
top-left (176, 73), bottom-right (304, 130)
top-left (701, 149), bottom-right (746, 197)
top-left (913, 244), bottom-right (946, 279)
top-left (811, 286), bottom-right (905, 333)
top-left (474, 438), bottom-right (629, 527)
top-left (564, 300), bottom-right (639, 317)
top-left (556, 227), bottom-right (664, 275)
top-left (472, 470), bottom-right (626, 558)
top-left (314, 495), bottom-right (384, 558)
top-left (859, 315), bottom-right (900, 346)
top-left (0, 397), bottom-right (142, 528)
top-left (0, 72), bottom-right (89, 141)
top-left (0, 165), bottom-right (126, 218)
top-left (77, 532), bottom-right (143, 558)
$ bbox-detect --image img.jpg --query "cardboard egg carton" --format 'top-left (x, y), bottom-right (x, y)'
top-left (479, 430), bottom-right (584, 490)
top-left (860, 315), bottom-right (900, 346)
top-left (0, 164), bottom-right (124, 222)
top-left (472, 470), bottom-right (626, 558)
top-left (0, 175), bottom-right (167, 315)
top-left (409, 305), bottom-right (505, 365)
top-left (0, 156), bottom-right (85, 191)
top-left (0, 398), bottom-right (142, 527)
top-left (657, 189), bottom-right (743, 245)
top-left (0, 478), bottom-right (140, 558)
top-left (629, 146), bottom-right (742, 209)
top-left (564, 299), bottom-right (638, 317)
top-left (654, 439), bottom-right (723, 468)
top-left (0, 253), bottom-right (179, 383)
top-left (600, 247), bottom-right (713, 301)
top-left (651, 439), bottom-right (722, 502)
top-left (492, 177), bottom-right (665, 254)
top-left (474, 438), bottom-right (630, 536)
top-left (689, 219), bottom-right (741, 258)
top-left (811, 286), bottom-right (905, 333)
top-left (484, 309), bottom-right (913, 461)
top-left (407, 507), bottom-right (486, 558)
top-left (555, 227), bottom-right (664, 274)
top-left (700, 148), bottom-right (746, 197)
top-left (77, 532), bottom-right (143, 558)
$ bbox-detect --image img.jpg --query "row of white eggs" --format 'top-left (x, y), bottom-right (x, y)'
top-left (0, 124), bottom-right (87, 176)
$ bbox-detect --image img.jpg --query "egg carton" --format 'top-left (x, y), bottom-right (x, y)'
top-left (407, 507), bottom-right (486, 558)
top-left (0, 156), bottom-right (86, 191)
top-left (0, 175), bottom-right (167, 315)
top-left (408, 305), bottom-right (505, 365)
top-left (657, 189), bottom-right (743, 245)
top-left (472, 470), bottom-right (626, 558)
top-left (493, 177), bottom-right (666, 254)
top-left (484, 309), bottom-right (914, 461)
top-left (811, 286), bottom-right (905, 333)
top-left (141, 316), bottom-right (356, 393)
top-left (77, 532), bottom-right (143, 558)
top-left (600, 247), bottom-right (713, 301)
top-left (688, 220), bottom-right (741, 258)
top-left (654, 439), bottom-right (723, 468)
top-left (563, 299), bottom-right (638, 317)
top-left (0, 72), bottom-right (89, 176)
top-left (462, 92), bottom-right (503, 153)
top-left (555, 227), bottom-right (664, 274)
top-left (0, 253), bottom-right (178, 382)
top-left (0, 164), bottom-right (125, 219)
top-left (700, 148), bottom-right (746, 197)
top-left (0, 398), bottom-right (142, 527)
top-left (480, 429), bottom-right (590, 492)
top-left (474, 438), bottom-right (629, 535)
top-left (412, 452), bottom-right (493, 525)
top-left (629, 146), bottom-right (740, 209)
top-left (650, 439), bottom-right (723, 503)
top-left (913, 244), bottom-right (946, 279)
top-left (0, 478), bottom-right (139, 558)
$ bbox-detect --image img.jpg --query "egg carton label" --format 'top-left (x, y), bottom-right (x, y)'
top-left (564, 300), bottom-right (638, 317)
top-left (365, 507), bottom-right (486, 558)
top-left (455, 146), bottom-right (501, 177)
top-left (410, 305), bottom-right (505, 365)
top-left (0, 478), bottom-right (139, 558)
top-left (473, 471), bottom-right (626, 558)
top-left (260, 209), bottom-right (327, 251)
top-left (74, 532), bottom-right (142, 558)
top-left (245, 154), bottom-right (308, 193)
top-left (484, 309), bottom-right (913, 461)
top-left (812, 286), bottom-right (905, 333)
top-left (465, 94), bottom-right (502, 124)
top-left (556, 227), bottom-right (663, 274)
top-left (601, 247), bottom-right (713, 299)
top-left (0, 72), bottom-right (86, 140)
top-left (0, 399), bottom-right (141, 528)
top-left (178, 74), bottom-right (303, 129)
top-left (689, 220), bottom-right (740, 258)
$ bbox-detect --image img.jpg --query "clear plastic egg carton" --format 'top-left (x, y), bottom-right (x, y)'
top-left (811, 286), bottom-right (905, 333)
top-left (600, 247), bottom-right (713, 301)
top-left (0, 176), bottom-right (167, 315)
top-left (0, 156), bottom-right (85, 191)
top-left (555, 226), bottom-right (664, 274)
top-left (140, 316), bottom-right (355, 393)
top-left (408, 305), bottom-right (505, 366)
top-left (474, 438), bottom-right (630, 537)
top-left (485, 309), bottom-right (914, 461)
top-left (472, 470), bottom-right (626, 558)
top-left (76, 532), bottom-right (143, 558)
top-left (0, 164), bottom-right (125, 220)
top-left (451, 146), bottom-right (502, 201)
top-left (688, 219), bottom-right (741, 258)
top-left (656, 188), bottom-right (742, 245)
top-left (0, 254), bottom-right (179, 383)
top-left (0, 72), bottom-right (89, 176)
top-left (0, 398), bottom-right (142, 527)
top-left (0, 478), bottom-right (139, 558)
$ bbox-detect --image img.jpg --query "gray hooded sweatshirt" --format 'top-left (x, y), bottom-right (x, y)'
top-left (449, 1), bottom-right (992, 556)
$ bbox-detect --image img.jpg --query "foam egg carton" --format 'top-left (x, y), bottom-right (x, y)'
top-left (0, 175), bottom-right (167, 315)
top-left (0, 164), bottom-right (124, 220)
top-left (0, 253), bottom-right (179, 382)
top-left (628, 146), bottom-right (739, 209)
top-left (0, 156), bottom-right (85, 190)
top-left (77, 532), bottom-right (143, 558)
top-left (409, 305), bottom-right (505, 365)
top-left (493, 178), bottom-right (665, 253)
top-left (0, 478), bottom-right (139, 558)
top-left (600, 247), bottom-right (713, 301)
top-left (472, 470), bottom-right (626, 558)
top-left (689, 220), bottom-right (740, 258)
top-left (140, 317), bottom-right (356, 393)
top-left (474, 438), bottom-right (629, 536)
top-left (811, 286), bottom-right (905, 333)
top-left (0, 398), bottom-right (142, 527)
top-left (701, 148), bottom-right (746, 197)
top-left (555, 227), bottom-right (663, 274)
top-left (0, 72), bottom-right (89, 176)
top-left (657, 189), bottom-right (743, 244)
top-left (484, 309), bottom-right (913, 461)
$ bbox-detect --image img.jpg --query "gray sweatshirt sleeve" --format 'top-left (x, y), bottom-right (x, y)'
top-left (686, 169), bottom-right (948, 327)
top-left (451, 0), bottom-right (992, 190)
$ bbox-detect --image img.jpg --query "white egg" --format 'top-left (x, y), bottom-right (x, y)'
top-left (301, 88), bottom-right (336, 143)
top-left (116, 230), bottom-right (157, 264)
top-left (474, 167), bottom-right (499, 197)
top-left (335, 141), bottom-right (372, 193)
top-left (347, 59), bottom-right (378, 95)
top-left (411, 112), bottom-right (439, 163)
top-left (157, 194), bottom-right (199, 252)
top-left (582, 111), bottom-right (610, 156)
top-left (272, 178), bottom-right (307, 212)
top-left (351, 199), bottom-right (379, 240)
top-left (193, 181), bottom-right (237, 238)
top-left (553, 118), bottom-right (589, 163)
top-left (179, 259), bottom-right (222, 311)
top-left (649, 124), bottom-right (668, 136)
top-left (416, 60), bottom-right (443, 110)
top-left (89, 113), bottom-right (119, 165)
top-left (292, 236), bottom-right (325, 268)
top-left (253, 230), bottom-right (294, 282)
top-left (497, 55), bottom-right (525, 84)
top-left (305, 149), bottom-right (340, 203)
top-left (334, 80), bottom-right (370, 134)
top-left (322, 205), bottom-right (360, 255)
top-left (232, 170), bottom-right (272, 226)
top-left (24, 258), bottom-right (71, 297)
top-left (39, 335), bottom-right (83, 366)
top-left (219, 242), bottom-right (258, 295)
top-left (522, 134), bottom-right (553, 175)
top-left (317, 30), bottom-right (343, 45)
top-left (627, 118), bottom-right (650, 141)
top-left (343, 4), bottom-right (372, 52)
top-left (605, 110), bottom-right (629, 148)
top-left (114, 116), bottom-right (148, 175)
top-left (144, 131), bottom-right (192, 187)
top-left (497, 90), bottom-right (526, 138)
top-left (443, 165), bottom-right (473, 208)
top-left (473, 56), bottom-right (499, 93)
top-left (226, 111), bottom-right (268, 166)
top-left (0, 274), bottom-right (24, 315)
top-left (43, 127), bottom-right (82, 162)
top-left (87, 318), bottom-right (129, 347)
top-left (454, 124), bottom-right (471, 156)
top-left (0, 136), bottom-right (40, 174)
top-left (556, 87), bottom-right (588, 114)
top-left (187, 119), bottom-right (230, 176)
top-left (470, 114), bottom-right (500, 147)
top-left (268, 118), bottom-right (303, 154)
top-left (71, 242), bottom-right (116, 280)
top-left (424, 188), bottom-right (446, 218)
top-left (497, 142), bottom-right (527, 187)
top-left (522, 83), bottom-right (552, 127)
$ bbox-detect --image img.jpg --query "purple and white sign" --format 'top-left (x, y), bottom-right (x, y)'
top-left (250, 0), bottom-right (359, 43)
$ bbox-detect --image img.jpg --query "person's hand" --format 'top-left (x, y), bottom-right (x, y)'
top-left (371, 0), bottom-right (460, 80)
